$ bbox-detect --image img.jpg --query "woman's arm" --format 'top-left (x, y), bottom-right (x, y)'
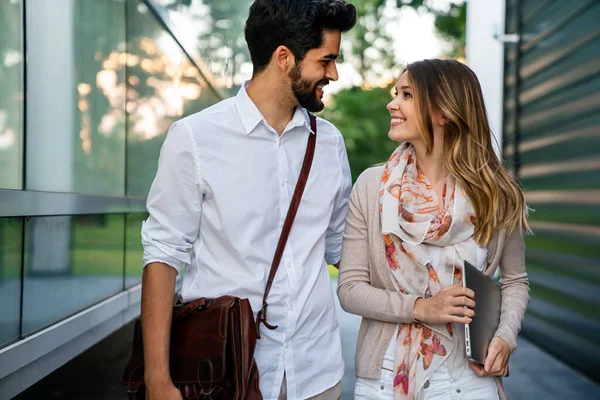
top-left (337, 171), bottom-right (420, 323)
top-left (495, 227), bottom-right (530, 354)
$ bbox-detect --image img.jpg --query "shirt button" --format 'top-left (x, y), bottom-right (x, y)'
top-left (424, 380), bottom-right (429, 389)
top-left (380, 385), bottom-right (385, 390)
top-left (456, 388), bottom-right (461, 393)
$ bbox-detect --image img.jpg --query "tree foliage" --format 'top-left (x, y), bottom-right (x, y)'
top-left (321, 85), bottom-right (398, 182)
top-left (348, 0), bottom-right (466, 71)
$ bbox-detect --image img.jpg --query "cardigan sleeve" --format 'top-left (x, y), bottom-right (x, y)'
top-left (337, 168), bottom-right (420, 323)
top-left (494, 227), bottom-right (530, 354)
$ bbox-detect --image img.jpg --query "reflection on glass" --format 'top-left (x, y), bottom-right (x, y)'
top-left (22, 215), bottom-right (124, 335)
top-left (126, 0), bottom-right (220, 196)
top-left (125, 213), bottom-right (147, 288)
top-left (26, 1), bottom-right (126, 195)
top-left (147, 0), bottom-right (253, 94)
top-left (0, 218), bottom-right (22, 347)
top-left (0, 1), bottom-right (23, 189)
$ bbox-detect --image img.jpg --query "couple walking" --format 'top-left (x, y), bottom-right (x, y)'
top-left (138, 1), bottom-right (529, 399)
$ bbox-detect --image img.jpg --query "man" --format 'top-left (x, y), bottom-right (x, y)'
top-left (140, 0), bottom-right (357, 399)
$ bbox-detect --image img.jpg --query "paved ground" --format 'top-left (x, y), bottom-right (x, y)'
top-left (14, 280), bottom-right (600, 399)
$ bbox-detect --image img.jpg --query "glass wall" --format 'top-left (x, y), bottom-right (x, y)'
top-left (0, 0), bottom-right (23, 189)
top-left (126, 0), bottom-right (220, 197)
top-left (147, 0), bottom-right (253, 97)
top-left (22, 215), bottom-right (125, 334)
top-left (25, 0), bottom-right (126, 195)
top-left (0, 218), bottom-right (22, 347)
top-left (0, 0), bottom-right (238, 353)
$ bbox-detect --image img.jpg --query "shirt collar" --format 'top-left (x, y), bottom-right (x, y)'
top-left (235, 81), bottom-right (314, 135)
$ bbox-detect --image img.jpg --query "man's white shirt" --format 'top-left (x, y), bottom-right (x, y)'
top-left (141, 83), bottom-right (351, 399)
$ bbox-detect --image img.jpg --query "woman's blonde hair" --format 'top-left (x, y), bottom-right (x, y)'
top-left (405, 59), bottom-right (530, 246)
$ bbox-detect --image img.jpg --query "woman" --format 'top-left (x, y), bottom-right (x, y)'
top-left (337, 59), bottom-right (530, 400)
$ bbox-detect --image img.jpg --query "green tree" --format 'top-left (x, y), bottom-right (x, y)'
top-left (321, 85), bottom-right (398, 182)
top-left (348, 0), bottom-right (466, 71)
top-left (346, 0), bottom-right (395, 82)
top-left (394, 0), bottom-right (466, 59)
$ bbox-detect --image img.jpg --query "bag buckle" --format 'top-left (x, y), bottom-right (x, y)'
top-left (198, 299), bottom-right (213, 311)
top-left (256, 302), bottom-right (278, 339)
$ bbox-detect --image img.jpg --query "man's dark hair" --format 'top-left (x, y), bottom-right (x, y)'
top-left (244, 0), bottom-right (357, 75)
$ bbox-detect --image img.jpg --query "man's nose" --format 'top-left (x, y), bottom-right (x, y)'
top-left (326, 63), bottom-right (339, 82)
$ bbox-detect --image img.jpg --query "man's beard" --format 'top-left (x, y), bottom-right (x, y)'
top-left (289, 62), bottom-right (328, 112)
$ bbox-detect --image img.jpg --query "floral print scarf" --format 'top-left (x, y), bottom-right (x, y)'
top-left (380, 143), bottom-right (478, 399)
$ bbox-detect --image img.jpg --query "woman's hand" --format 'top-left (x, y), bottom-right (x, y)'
top-left (413, 284), bottom-right (475, 325)
top-left (468, 336), bottom-right (510, 377)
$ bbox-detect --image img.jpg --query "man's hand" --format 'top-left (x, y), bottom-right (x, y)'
top-left (145, 382), bottom-right (183, 400)
top-left (413, 284), bottom-right (475, 325)
top-left (468, 336), bottom-right (510, 377)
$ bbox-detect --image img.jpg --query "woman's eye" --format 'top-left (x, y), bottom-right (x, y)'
top-left (403, 91), bottom-right (412, 99)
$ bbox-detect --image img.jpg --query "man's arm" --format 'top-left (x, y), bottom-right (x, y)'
top-left (140, 120), bottom-right (203, 399)
top-left (324, 132), bottom-right (352, 266)
top-left (141, 263), bottom-right (180, 397)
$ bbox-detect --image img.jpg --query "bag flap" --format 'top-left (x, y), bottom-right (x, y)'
top-left (121, 296), bottom-right (237, 386)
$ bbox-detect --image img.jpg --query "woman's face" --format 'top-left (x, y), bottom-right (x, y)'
top-left (386, 72), bottom-right (422, 144)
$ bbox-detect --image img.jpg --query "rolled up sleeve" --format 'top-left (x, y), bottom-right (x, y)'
top-left (325, 134), bottom-right (352, 265)
top-left (141, 120), bottom-right (203, 274)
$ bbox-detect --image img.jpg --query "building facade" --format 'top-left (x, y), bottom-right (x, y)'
top-left (468, 0), bottom-right (599, 383)
top-left (0, 0), bottom-right (252, 397)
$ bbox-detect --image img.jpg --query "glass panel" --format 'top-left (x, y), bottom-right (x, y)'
top-left (125, 0), bottom-right (220, 196)
top-left (125, 213), bottom-right (147, 288)
top-left (0, 218), bottom-right (22, 347)
top-left (25, 0), bottom-right (126, 195)
top-left (22, 215), bottom-right (124, 335)
top-left (0, 0), bottom-right (23, 189)
top-left (146, 0), bottom-right (253, 94)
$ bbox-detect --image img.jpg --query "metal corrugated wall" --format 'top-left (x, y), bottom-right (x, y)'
top-left (503, 0), bottom-right (600, 382)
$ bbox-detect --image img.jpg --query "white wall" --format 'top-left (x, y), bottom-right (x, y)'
top-left (466, 0), bottom-right (505, 154)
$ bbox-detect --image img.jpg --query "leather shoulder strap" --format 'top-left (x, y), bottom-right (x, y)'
top-left (256, 113), bottom-right (317, 338)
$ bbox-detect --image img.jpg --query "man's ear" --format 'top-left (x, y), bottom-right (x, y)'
top-left (273, 45), bottom-right (295, 73)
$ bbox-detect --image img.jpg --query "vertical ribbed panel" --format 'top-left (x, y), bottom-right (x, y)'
top-left (503, 0), bottom-right (600, 383)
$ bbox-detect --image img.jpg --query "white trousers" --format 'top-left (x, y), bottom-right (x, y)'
top-left (354, 338), bottom-right (499, 400)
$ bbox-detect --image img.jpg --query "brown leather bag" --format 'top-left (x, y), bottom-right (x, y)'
top-left (121, 114), bottom-right (318, 400)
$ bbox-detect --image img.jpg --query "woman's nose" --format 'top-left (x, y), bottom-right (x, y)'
top-left (387, 99), bottom-right (397, 111)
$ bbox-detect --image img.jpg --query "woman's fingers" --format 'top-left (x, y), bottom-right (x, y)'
top-left (451, 314), bottom-right (472, 324)
top-left (448, 305), bottom-right (475, 318)
top-left (491, 356), bottom-right (505, 375)
top-left (485, 337), bottom-right (510, 374)
top-left (468, 360), bottom-right (486, 377)
top-left (450, 295), bottom-right (476, 309)
top-left (484, 348), bottom-right (501, 373)
top-left (445, 284), bottom-right (475, 299)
